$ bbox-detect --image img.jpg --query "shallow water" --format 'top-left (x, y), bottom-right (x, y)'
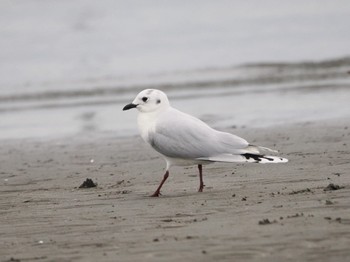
top-left (0, 1), bottom-right (350, 139)
top-left (0, 57), bottom-right (350, 140)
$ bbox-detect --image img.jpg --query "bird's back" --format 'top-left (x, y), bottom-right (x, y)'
top-left (146, 107), bottom-right (250, 159)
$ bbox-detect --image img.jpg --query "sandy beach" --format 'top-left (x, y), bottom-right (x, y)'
top-left (1, 1), bottom-right (350, 261)
top-left (1, 118), bottom-right (349, 262)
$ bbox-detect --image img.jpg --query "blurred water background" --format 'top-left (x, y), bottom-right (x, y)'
top-left (1, 0), bottom-right (350, 139)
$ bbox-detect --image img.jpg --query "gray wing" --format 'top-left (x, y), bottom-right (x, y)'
top-left (147, 109), bottom-right (249, 159)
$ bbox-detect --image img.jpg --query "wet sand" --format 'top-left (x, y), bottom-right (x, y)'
top-left (1, 119), bottom-right (350, 261)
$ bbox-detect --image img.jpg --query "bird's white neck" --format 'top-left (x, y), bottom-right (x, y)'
top-left (137, 108), bottom-right (167, 142)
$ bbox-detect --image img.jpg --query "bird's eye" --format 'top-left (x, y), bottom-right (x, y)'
top-left (142, 97), bottom-right (148, 102)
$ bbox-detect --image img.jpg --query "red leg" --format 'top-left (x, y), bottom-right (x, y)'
top-left (150, 171), bottom-right (169, 197)
top-left (198, 164), bottom-right (205, 192)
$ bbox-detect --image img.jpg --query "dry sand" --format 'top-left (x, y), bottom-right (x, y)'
top-left (1, 119), bottom-right (350, 262)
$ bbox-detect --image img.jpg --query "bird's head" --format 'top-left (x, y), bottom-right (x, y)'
top-left (123, 89), bottom-right (170, 113)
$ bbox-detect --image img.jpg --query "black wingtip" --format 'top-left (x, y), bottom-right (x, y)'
top-left (241, 153), bottom-right (274, 163)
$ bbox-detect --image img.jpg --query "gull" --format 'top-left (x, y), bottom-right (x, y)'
top-left (123, 89), bottom-right (288, 197)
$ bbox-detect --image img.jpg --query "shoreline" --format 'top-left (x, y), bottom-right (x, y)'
top-left (1, 118), bottom-right (350, 261)
top-left (1, 55), bottom-right (350, 141)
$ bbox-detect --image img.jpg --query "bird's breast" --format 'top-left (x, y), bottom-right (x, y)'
top-left (137, 113), bottom-right (157, 143)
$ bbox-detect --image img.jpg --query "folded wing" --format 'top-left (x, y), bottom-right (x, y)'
top-left (148, 108), bottom-right (257, 159)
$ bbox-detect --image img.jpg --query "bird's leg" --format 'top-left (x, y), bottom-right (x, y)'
top-left (198, 164), bottom-right (205, 192)
top-left (150, 170), bottom-right (169, 197)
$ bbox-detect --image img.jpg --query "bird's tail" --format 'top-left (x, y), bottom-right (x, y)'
top-left (197, 153), bottom-right (288, 164)
top-left (240, 153), bottom-right (288, 163)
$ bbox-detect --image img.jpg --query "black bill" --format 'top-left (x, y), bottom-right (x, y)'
top-left (123, 103), bottom-right (138, 111)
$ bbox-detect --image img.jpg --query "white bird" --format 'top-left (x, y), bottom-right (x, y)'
top-left (123, 89), bottom-right (288, 197)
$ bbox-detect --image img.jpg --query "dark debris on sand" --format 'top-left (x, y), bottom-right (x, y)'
top-left (289, 188), bottom-right (312, 195)
top-left (287, 213), bottom-right (304, 218)
top-left (5, 258), bottom-right (21, 262)
top-left (258, 219), bottom-right (277, 225)
top-left (323, 183), bottom-right (344, 191)
top-left (79, 178), bottom-right (97, 188)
